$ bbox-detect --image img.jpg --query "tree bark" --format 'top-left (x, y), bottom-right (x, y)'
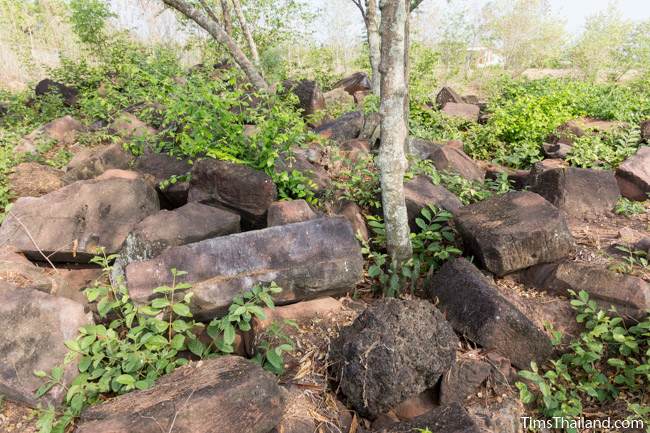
top-left (220, 0), bottom-right (234, 37)
top-left (377, 0), bottom-right (412, 264)
top-left (163, 0), bottom-right (268, 92)
top-left (231, 0), bottom-right (260, 65)
top-left (366, 0), bottom-right (381, 96)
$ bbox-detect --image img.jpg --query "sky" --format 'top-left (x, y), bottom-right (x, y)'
top-left (308, 0), bottom-right (650, 44)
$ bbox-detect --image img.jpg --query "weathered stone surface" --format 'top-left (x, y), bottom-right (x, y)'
top-left (435, 86), bottom-right (464, 109)
top-left (543, 141), bottom-right (572, 159)
top-left (17, 115), bottom-right (83, 154)
top-left (331, 298), bottom-right (458, 418)
top-left (520, 261), bottom-right (650, 319)
top-left (454, 191), bottom-right (574, 276)
top-left (430, 145), bottom-right (485, 182)
top-left (324, 87), bottom-right (355, 107)
top-left (467, 396), bottom-right (524, 433)
top-left (0, 287), bottom-right (91, 406)
top-left (404, 175), bottom-right (463, 225)
top-left (119, 202), bottom-right (240, 266)
top-left (440, 358), bottom-right (492, 405)
top-left (481, 161), bottom-right (529, 190)
top-left (134, 150), bottom-right (193, 208)
top-left (616, 147), bottom-right (650, 201)
top-left (35, 78), bottom-right (78, 106)
top-left (109, 112), bottom-right (156, 139)
top-left (642, 119), bottom-right (650, 142)
top-left (0, 258), bottom-right (64, 294)
top-left (315, 111), bottom-right (364, 141)
top-left (393, 390), bottom-right (436, 421)
top-left (282, 79), bottom-right (325, 117)
top-left (339, 138), bottom-right (370, 162)
top-left (75, 356), bottom-right (286, 433)
top-left (441, 102), bottom-right (480, 122)
top-left (267, 200), bottom-right (316, 226)
top-left (126, 217), bottom-right (364, 319)
top-left (275, 149), bottom-right (331, 192)
top-left (529, 166), bottom-right (620, 219)
top-left (377, 403), bottom-right (482, 433)
top-left (63, 142), bottom-right (133, 183)
top-left (335, 200), bottom-right (368, 242)
top-left (407, 136), bottom-right (441, 160)
top-left (549, 117), bottom-right (624, 145)
top-left (0, 177), bottom-right (159, 262)
top-left (270, 385), bottom-right (317, 433)
top-left (360, 112), bottom-right (380, 146)
top-left (188, 159), bottom-right (277, 228)
top-left (331, 72), bottom-right (371, 95)
top-left (427, 258), bottom-right (554, 368)
top-left (8, 162), bottom-right (64, 198)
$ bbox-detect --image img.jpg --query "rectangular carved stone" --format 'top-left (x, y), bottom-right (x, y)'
top-left (126, 217), bottom-right (364, 320)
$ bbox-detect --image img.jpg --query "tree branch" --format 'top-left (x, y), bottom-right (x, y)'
top-left (162, 0), bottom-right (268, 91)
top-left (350, 0), bottom-right (366, 21)
top-left (220, 0), bottom-right (233, 36)
top-left (230, 0), bottom-right (259, 65)
top-left (410, 0), bottom-right (425, 11)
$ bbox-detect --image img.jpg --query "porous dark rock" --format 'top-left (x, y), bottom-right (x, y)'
top-left (0, 177), bottom-right (159, 262)
top-left (616, 147), bottom-right (650, 201)
top-left (335, 200), bottom-right (368, 242)
top-left (0, 287), bottom-right (91, 407)
top-left (331, 298), bottom-right (458, 418)
top-left (267, 200), bottom-right (316, 226)
top-left (441, 102), bottom-right (480, 122)
top-left (520, 261), bottom-right (650, 319)
top-left (75, 356), bottom-right (286, 433)
top-left (641, 119), bottom-right (650, 142)
top-left (35, 78), bottom-right (78, 106)
top-left (8, 162), bottom-right (64, 198)
top-left (429, 144), bottom-right (485, 182)
top-left (549, 117), bottom-right (624, 145)
top-left (188, 159), bottom-right (277, 228)
top-left (315, 111), bottom-right (364, 141)
top-left (126, 217), bottom-right (364, 320)
top-left (404, 175), bottom-right (463, 225)
top-left (63, 142), bottom-right (133, 183)
top-left (377, 402), bottom-right (482, 433)
top-left (440, 358), bottom-right (492, 405)
top-left (529, 166), bottom-right (620, 219)
top-left (543, 141), bottom-right (572, 159)
top-left (454, 191), bottom-right (574, 276)
top-left (427, 258), bottom-right (554, 368)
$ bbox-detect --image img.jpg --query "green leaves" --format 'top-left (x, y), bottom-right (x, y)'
top-left (515, 290), bottom-right (649, 425)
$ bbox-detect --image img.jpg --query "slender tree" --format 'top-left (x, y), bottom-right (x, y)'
top-left (231, 0), bottom-right (260, 65)
top-left (220, 0), bottom-right (234, 36)
top-left (377, 0), bottom-right (412, 264)
top-left (162, 0), bottom-right (269, 91)
top-left (351, 0), bottom-right (425, 96)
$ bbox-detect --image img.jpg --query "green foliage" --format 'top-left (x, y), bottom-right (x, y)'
top-left (565, 127), bottom-right (642, 169)
top-left (516, 290), bottom-right (650, 432)
top-left (362, 205), bottom-right (461, 297)
top-left (408, 159), bottom-right (513, 205)
top-left (609, 245), bottom-right (650, 276)
top-left (614, 198), bottom-right (646, 217)
top-left (332, 154), bottom-right (382, 210)
top-left (68, 0), bottom-right (114, 47)
top-left (35, 253), bottom-right (292, 433)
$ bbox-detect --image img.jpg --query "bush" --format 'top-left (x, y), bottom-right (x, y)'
top-left (516, 290), bottom-right (650, 432)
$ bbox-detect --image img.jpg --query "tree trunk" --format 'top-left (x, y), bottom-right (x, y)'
top-left (378, 0), bottom-right (412, 264)
top-left (220, 0), bottom-right (234, 37)
top-left (163, 0), bottom-right (268, 92)
top-left (366, 0), bottom-right (381, 96)
top-left (231, 0), bottom-right (260, 65)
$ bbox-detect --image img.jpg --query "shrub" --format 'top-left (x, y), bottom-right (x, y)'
top-left (516, 290), bottom-right (650, 432)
